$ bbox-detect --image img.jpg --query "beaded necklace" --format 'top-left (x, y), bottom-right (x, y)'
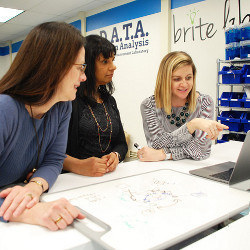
top-left (87, 102), bottom-right (113, 153)
top-left (166, 102), bottom-right (189, 127)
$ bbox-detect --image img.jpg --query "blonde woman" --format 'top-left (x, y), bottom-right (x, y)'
top-left (138, 51), bottom-right (228, 162)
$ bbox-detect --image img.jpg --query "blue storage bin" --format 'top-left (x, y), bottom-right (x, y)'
top-left (219, 65), bottom-right (247, 84)
top-left (240, 23), bottom-right (250, 41)
top-left (217, 133), bottom-right (246, 143)
top-left (243, 65), bottom-right (250, 83)
top-left (230, 92), bottom-right (244, 107)
top-left (242, 93), bottom-right (250, 108)
top-left (219, 92), bottom-right (231, 106)
top-left (225, 42), bottom-right (240, 60)
top-left (241, 112), bottom-right (250, 133)
top-left (217, 111), bottom-right (244, 132)
top-left (240, 40), bottom-right (250, 59)
top-left (225, 27), bottom-right (241, 44)
top-left (225, 43), bottom-right (233, 60)
top-left (232, 42), bottom-right (240, 59)
top-left (225, 28), bottom-right (230, 44)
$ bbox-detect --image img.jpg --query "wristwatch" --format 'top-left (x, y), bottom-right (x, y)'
top-left (30, 180), bottom-right (44, 192)
top-left (165, 153), bottom-right (171, 160)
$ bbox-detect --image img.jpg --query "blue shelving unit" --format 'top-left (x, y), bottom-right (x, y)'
top-left (216, 58), bottom-right (250, 143)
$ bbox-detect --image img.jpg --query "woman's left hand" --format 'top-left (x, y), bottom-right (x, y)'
top-left (0, 182), bottom-right (43, 221)
top-left (137, 146), bottom-right (166, 162)
top-left (187, 118), bottom-right (229, 140)
top-left (101, 152), bottom-right (119, 173)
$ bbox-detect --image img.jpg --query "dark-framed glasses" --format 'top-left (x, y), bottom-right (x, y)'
top-left (75, 63), bottom-right (87, 73)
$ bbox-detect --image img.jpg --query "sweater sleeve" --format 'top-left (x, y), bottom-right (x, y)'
top-left (0, 198), bottom-right (8, 223)
top-left (109, 97), bottom-right (128, 161)
top-left (32, 102), bottom-right (72, 188)
top-left (0, 96), bottom-right (17, 158)
top-left (170, 96), bottom-right (214, 161)
top-left (141, 95), bottom-right (214, 161)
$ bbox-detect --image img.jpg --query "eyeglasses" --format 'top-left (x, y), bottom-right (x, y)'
top-left (74, 63), bottom-right (87, 73)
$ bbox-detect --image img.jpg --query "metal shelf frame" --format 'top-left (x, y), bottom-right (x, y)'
top-left (216, 58), bottom-right (250, 141)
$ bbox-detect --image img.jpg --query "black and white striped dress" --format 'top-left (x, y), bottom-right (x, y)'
top-left (140, 93), bottom-right (214, 161)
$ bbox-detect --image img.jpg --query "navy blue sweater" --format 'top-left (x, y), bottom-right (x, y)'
top-left (0, 95), bottom-right (71, 188)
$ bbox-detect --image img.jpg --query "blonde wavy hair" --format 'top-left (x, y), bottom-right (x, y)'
top-left (154, 51), bottom-right (197, 115)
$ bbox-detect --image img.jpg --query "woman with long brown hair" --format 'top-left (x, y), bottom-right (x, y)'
top-left (0, 22), bottom-right (86, 230)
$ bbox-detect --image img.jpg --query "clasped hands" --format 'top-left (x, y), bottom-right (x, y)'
top-left (78, 152), bottom-right (119, 177)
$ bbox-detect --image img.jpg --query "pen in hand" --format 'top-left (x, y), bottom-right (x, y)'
top-left (134, 143), bottom-right (142, 150)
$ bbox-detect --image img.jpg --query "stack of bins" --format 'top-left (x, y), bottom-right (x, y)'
top-left (217, 111), bottom-right (244, 132)
top-left (218, 65), bottom-right (250, 84)
top-left (225, 23), bottom-right (250, 60)
top-left (240, 23), bottom-right (250, 59)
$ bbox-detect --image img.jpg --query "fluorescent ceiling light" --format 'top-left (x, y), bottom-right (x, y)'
top-left (0, 7), bottom-right (24, 23)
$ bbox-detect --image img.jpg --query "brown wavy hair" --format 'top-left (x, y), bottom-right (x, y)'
top-left (0, 22), bottom-right (85, 105)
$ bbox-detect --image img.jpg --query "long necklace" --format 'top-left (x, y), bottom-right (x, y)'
top-left (88, 102), bottom-right (113, 153)
top-left (166, 102), bottom-right (189, 127)
top-left (24, 106), bottom-right (47, 183)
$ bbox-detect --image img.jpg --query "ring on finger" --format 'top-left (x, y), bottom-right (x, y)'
top-left (55, 216), bottom-right (63, 224)
top-left (26, 193), bottom-right (33, 199)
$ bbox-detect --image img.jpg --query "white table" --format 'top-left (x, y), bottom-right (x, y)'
top-left (0, 141), bottom-right (249, 250)
top-left (183, 213), bottom-right (250, 250)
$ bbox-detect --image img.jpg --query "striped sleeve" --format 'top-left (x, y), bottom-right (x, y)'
top-left (141, 94), bottom-right (214, 161)
top-left (171, 95), bottom-right (214, 160)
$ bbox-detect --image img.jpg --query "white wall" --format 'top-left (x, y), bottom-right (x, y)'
top-left (171, 0), bottom-right (249, 118)
top-left (0, 53), bottom-right (11, 78)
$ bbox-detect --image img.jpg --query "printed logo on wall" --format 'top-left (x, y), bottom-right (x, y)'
top-left (99, 19), bottom-right (150, 57)
top-left (172, 0), bottom-right (249, 44)
top-left (173, 7), bottom-right (217, 44)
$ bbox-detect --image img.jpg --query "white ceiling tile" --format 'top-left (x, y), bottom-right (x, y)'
top-left (77, 1), bottom-right (107, 12)
top-left (8, 11), bottom-right (55, 26)
top-left (31, 0), bottom-right (92, 15)
top-left (0, 0), bottom-right (120, 43)
top-left (47, 15), bottom-right (72, 23)
top-left (0, 0), bottom-right (43, 10)
top-left (0, 33), bottom-right (14, 42)
top-left (0, 23), bottom-right (30, 34)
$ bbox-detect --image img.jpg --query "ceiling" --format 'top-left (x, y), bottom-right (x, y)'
top-left (0, 0), bottom-right (118, 45)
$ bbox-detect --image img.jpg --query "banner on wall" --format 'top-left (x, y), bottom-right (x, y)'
top-left (98, 19), bottom-right (150, 57)
top-left (86, 0), bottom-right (161, 57)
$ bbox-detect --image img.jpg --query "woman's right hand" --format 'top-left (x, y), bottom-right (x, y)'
top-left (187, 118), bottom-right (229, 140)
top-left (0, 184), bottom-right (43, 221)
top-left (78, 157), bottom-right (108, 177)
top-left (10, 198), bottom-right (85, 231)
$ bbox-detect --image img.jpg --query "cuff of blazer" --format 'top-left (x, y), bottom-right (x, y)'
top-left (0, 198), bottom-right (9, 223)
